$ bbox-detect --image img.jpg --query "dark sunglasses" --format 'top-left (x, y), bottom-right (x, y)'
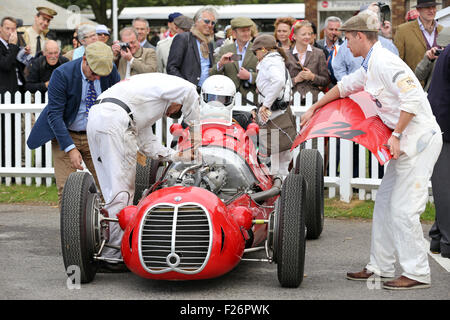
top-left (201, 18), bottom-right (216, 26)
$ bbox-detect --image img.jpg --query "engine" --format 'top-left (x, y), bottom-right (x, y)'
top-left (161, 146), bottom-right (259, 200)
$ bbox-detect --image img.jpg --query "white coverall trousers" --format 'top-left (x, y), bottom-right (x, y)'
top-left (366, 131), bottom-right (443, 284)
top-left (87, 103), bottom-right (137, 261)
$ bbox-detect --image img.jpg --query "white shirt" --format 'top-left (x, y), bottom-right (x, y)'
top-left (292, 44), bottom-right (313, 66)
top-left (96, 73), bottom-right (200, 160)
top-left (417, 18), bottom-right (437, 48)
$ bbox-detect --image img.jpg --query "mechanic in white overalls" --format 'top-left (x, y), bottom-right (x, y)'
top-left (301, 11), bottom-right (442, 290)
top-left (86, 73), bottom-right (200, 269)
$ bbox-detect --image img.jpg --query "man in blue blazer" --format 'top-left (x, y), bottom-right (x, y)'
top-left (27, 41), bottom-right (120, 206)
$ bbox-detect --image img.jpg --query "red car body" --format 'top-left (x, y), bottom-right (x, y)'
top-left (117, 120), bottom-right (277, 280)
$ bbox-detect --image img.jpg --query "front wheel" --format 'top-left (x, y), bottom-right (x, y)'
top-left (275, 173), bottom-right (306, 288)
top-left (60, 172), bottom-right (101, 283)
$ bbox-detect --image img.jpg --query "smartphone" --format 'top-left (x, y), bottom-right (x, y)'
top-left (230, 53), bottom-right (242, 61)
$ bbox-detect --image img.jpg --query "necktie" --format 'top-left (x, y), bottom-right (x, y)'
top-left (85, 80), bottom-right (97, 115)
top-left (36, 35), bottom-right (41, 57)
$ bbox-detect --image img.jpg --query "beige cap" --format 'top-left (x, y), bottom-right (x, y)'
top-left (339, 11), bottom-right (379, 32)
top-left (252, 34), bottom-right (277, 51)
top-left (174, 15), bottom-right (194, 31)
top-left (37, 7), bottom-right (57, 18)
top-left (230, 17), bottom-right (254, 30)
top-left (85, 42), bottom-right (113, 76)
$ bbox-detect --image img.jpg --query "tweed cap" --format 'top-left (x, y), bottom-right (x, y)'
top-left (37, 7), bottom-right (57, 18)
top-left (85, 42), bottom-right (113, 76)
top-left (252, 34), bottom-right (277, 51)
top-left (230, 17), bottom-right (254, 29)
top-left (174, 15), bottom-right (194, 31)
top-left (339, 11), bottom-right (380, 32)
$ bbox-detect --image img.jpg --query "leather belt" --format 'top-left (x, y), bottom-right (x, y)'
top-left (94, 97), bottom-right (134, 121)
top-left (69, 130), bottom-right (87, 135)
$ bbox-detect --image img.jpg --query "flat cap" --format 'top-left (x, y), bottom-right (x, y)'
top-left (174, 15), bottom-right (194, 31)
top-left (96, 24), bottom-right (110, 35)
top-left (85, 42), bottom-right (113, 77)
top-left (37, 6), bottom-right (57, 18)
top-left (339, 11), bottom-right (379, 32)
top-left (168, 12), bottom-right (182, 22)
top-left (230, 17), bottom-right (254, 29)
top-left (252, 34), bottom-right (277, 51)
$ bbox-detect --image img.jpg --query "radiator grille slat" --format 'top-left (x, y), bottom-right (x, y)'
top-left (139, 203), bottom-right (212, 274)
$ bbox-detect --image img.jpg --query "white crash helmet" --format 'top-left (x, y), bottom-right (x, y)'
top-left (200, 75), bottom-right (236, 108)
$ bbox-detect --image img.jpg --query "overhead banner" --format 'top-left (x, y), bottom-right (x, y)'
top-left (291, 91), bottom-right (393, 165)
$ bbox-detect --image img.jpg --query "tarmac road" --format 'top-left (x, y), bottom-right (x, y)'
top-left (0, 203), bottom-right (449, 303)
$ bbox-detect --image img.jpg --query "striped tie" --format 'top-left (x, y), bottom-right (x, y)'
top-left (85, 80), bottom-right (97, 115)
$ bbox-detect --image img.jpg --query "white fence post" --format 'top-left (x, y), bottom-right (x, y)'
top-left (339, 139), bottom-right (353, 203)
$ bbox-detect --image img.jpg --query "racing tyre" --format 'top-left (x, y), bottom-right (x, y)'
top-left (133, 157), bottom-right (161, 205)
top-left (61, 172), bottom-right (100, 284)
top-left (276, 173), bottom-right (306, 288)
top-left (295, 149), bottom-right (324, 239)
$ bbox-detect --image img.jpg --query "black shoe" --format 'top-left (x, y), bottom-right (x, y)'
top-left (430, 240), bottom-right (441, 254)
top-left (442, 252), bottom-right (450, 259)
top-left (97, 261), bottom-right (130, 273)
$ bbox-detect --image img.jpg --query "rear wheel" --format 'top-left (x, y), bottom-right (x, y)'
top-left (295, 149), bottom-right (324, 239)
top-left (60, 172), bottom-right (101, 284)
top-left (275, 173), bottom-right (306, 288)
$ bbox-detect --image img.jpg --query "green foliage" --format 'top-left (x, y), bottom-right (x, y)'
top-left (0, 184), bottom-right (58, 205)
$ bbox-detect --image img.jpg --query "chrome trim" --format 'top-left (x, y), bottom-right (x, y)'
top-left (138, 202), bottom-right (213, 274)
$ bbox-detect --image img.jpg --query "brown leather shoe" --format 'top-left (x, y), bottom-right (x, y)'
top-left (346, 268), bottom-right (394, 281)
top-left (383, 276), bottom-right (431, 290)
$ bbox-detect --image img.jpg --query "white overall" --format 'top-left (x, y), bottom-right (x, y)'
top-left (338, 41), bottom-right (442, 283)
top-left (87, 73), bottom-right (200, 261)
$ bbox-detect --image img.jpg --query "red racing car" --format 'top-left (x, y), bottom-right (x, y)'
top-left (60, 100), bottom-right (324, 288)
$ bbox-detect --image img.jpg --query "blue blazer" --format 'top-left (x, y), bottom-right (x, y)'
top-left (27, 58), bottom-right (120, 151)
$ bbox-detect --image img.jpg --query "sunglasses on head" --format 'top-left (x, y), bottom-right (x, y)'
top-left (201, 18), bottom-right (216, 26)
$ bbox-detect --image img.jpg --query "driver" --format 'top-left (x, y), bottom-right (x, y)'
top-left (200, 74), bottom-right (255, 130)
top-left (86, 73), bottom-right (200, 271)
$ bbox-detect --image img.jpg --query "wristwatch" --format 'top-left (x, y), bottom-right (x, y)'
top-left (392, 132), bottom-right (402, 139)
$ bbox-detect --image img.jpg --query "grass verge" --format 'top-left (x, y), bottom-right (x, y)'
top-left (0, 184), bottom-right (436, 222)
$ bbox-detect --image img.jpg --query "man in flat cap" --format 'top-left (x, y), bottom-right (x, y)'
top-left (27, 42), bottom-right (121, 208)
top-left (211, 17), bottom-right (259, 102)
top-left (394, 0), bottom-right (443, 76)
top-left (156, 15), bottom-right (194, 73)
top-left (301, 10), bottom-right (443, 290)
top-left (21, 7), bottom-right (57, 57)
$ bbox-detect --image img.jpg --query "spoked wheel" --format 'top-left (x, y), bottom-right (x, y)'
top-left (295, 149), bottom-right (324, 240)
top-left (133, 157), bottom-right (161, 205)
top-left (273, 173), bottom-right (306, 288)
top-left (60, 172), bottom-right (103, 284)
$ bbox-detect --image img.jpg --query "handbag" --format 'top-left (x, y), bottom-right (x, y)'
top-left (259, 105), bottom-right (297, 155)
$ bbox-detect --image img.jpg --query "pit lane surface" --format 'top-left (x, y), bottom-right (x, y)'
top-left (1, 203), bottom-right (449, 301)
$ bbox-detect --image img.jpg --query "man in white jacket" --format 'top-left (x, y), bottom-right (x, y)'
top-left (86, 73), bottom-right (200, 268)
top-left (301, 11), bottom-right (442, 290)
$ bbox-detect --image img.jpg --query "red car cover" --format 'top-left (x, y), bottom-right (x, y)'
top-left (291, 91), bottom-right (393, 165)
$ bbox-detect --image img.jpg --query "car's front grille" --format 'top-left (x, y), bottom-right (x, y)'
top-left (139, 203), bottom-right (212, 274)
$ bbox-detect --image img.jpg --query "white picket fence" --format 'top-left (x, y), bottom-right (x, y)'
top-left (0, 90), bottom-right (417, 203)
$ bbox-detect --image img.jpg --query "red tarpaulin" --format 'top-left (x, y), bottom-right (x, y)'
top-left (291, 91), bottom-right (393, 165)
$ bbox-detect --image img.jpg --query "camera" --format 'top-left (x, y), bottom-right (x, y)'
top-left (377, 2), bottom-right (391, 23)
top-left (270, 98), bottom-right (288, 111)
top-left (435, 48), bottom-right (444, 56)
top-left (119, 42), bottom-right (130, 51)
